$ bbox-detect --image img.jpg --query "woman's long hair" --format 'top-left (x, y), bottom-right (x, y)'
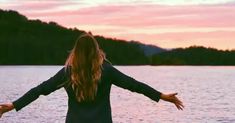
top-left (65, 33), bottom-right (105, 102)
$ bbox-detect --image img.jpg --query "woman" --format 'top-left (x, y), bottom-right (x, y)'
top-left (0, 33), bottom-right (184, 123)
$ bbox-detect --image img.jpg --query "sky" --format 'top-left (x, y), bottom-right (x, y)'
top-left (1, 0), bottom-right (235, 50)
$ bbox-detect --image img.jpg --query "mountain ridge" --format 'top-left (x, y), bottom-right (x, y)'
top-left (0, 9), bottom-right (234, 65)
top-left (0, 9), bottom-right (164, 65)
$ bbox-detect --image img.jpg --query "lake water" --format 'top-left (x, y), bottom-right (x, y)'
top-left (0, 66), bottom-right (235, 123)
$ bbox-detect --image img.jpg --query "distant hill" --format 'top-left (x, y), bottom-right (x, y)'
top-left (0, 9), bottom-right (164, 65)
top-left (151, 46), bottom-right (235, 65)
top-left (130, 41), bottom-right (167, 56)
top-left (0, 9), bottom-right (234, 65)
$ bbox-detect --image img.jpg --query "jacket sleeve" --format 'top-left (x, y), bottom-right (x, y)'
top-left (12, 67), bottom-right (69, 111)
top-left (108, 64), bottom-right (162, 102)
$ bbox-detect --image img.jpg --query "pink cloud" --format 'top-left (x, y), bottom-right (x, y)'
top-left (151, 31), bottom-right (235, 41)
top-left (112, 31), bottom-right (235, 41)
top-left (1, 1), bottom-right (80, 11)
top-left (110, 31), bottom-right (235, 50)
top-left (1, 2), bottom-right (235, 49)
top-left (15, 4), bottom-right (235, 28)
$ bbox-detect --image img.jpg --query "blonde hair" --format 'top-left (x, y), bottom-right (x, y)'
top-left (65, 33), bottom-right (105, 102)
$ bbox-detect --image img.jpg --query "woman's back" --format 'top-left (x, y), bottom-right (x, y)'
top-left (0, 33), bottom-right (183, 123)
top-left (12, 61), bottom-right (162, 123)
top-left (65, 61), bottom-right (113, 123)
top-left (66, 63), bottom-right (161, 123)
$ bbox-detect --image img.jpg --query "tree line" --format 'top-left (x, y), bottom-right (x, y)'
top-left (0, 9), bottom-right (148, 65)
top-left (0, 9), bottom-right (234, 65)
top-left (151, 46), bottom-right (235, 65)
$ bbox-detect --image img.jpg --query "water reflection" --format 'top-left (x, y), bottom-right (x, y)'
top-left (0, 66), bottom-right (234, 123)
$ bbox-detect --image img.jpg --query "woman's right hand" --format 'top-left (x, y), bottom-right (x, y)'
top-left (160, 93), bottom-right (184, 110)
top-left (0, 103), bottom-right (14, 118)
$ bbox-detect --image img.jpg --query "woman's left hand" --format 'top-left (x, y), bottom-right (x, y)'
top-left (0, 103), bottom-right (14, 118)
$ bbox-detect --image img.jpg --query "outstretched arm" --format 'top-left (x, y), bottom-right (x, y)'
top-left (0, 67), bottom-right (69, 119)
top-left (12, 67), bottom-right (69, 112)
top-left (108, 65), bottom-right (162, 102)
top-left (108, 64), bottom-right (184, 110)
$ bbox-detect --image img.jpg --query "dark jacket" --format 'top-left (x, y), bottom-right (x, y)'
top-left (12, 61), bottom-right (161, 123)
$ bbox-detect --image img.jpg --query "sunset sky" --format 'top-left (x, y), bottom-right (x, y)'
top-left (1, 0), bottom-right (235, 50)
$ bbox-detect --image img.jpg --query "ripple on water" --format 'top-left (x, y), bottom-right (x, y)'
top-left (0, 66), bottom-right (234, 123)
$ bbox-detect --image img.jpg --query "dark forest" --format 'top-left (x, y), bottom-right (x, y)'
top-left (0, 9), bottom-right (234, 65)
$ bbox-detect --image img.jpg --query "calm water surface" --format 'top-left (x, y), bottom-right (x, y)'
top-left (0, 66), bottom-right (235, 123)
